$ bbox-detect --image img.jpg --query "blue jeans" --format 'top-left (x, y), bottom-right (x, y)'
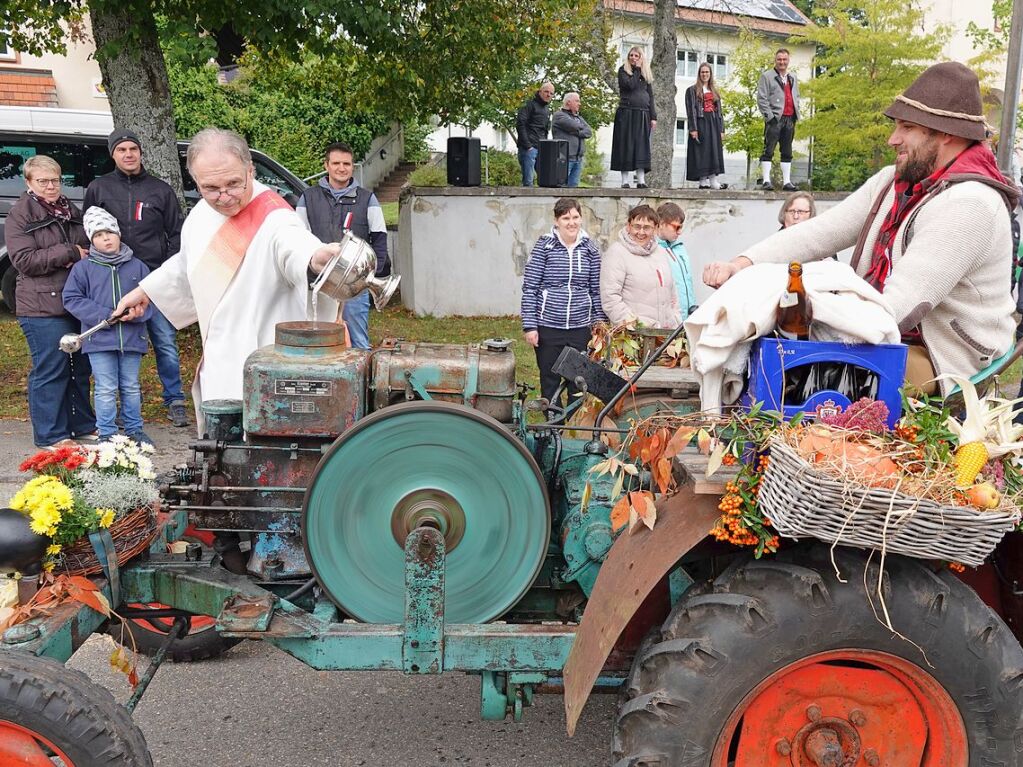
top-left (89, 351), bottom-right (144, 438)
top-left (19, 315), bottom-right (95, 447)
top-left (567, 159), bottom-right (583, 188)
top-left (518, 147), bottom-right (538, 186)
top-left (343, 291), bottom-right (371, 350)
top-left (147, 307), bottom-right (185, 406)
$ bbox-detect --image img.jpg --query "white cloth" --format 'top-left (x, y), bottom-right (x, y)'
top-left (684, 261), bottom-right (900, 412)
top-left (140, 181), bottom-right (334, 427)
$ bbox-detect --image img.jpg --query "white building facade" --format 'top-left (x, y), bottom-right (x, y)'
top-left (430, 0), bottom-right (815, 187)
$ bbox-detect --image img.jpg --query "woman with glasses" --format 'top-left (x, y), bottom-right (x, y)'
top-left (4, 154), bottom-right (96, 447)
top-left (600, 204), bottom-right (682, 328)
top-left (778, 191), bottom-right (817, 229)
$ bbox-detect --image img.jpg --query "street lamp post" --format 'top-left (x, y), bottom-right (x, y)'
top-left (996, 0), bottom-right (1023, 176)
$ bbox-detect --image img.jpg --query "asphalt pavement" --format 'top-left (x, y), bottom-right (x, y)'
top-left (0, 418), bottom-right (616, 766)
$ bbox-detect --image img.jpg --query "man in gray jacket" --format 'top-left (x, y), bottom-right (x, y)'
top-left (552, 92), bottom-right (593, 187)
top-left (756, 49), bottom-right (800, 192)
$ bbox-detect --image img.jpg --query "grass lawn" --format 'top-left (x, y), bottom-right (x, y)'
top-left (2, 301), bottom-right (1018, 423)
top-left (381, 201), bottom-right (399, 228)
top-left (0, 304), bottom-right (535, 422)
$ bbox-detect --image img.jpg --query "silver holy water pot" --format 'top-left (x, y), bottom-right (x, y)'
top-left (312, 231), bottom-right (400, 310)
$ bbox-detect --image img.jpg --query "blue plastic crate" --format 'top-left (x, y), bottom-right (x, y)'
top-left (741, 337), bottom-right (908, 427)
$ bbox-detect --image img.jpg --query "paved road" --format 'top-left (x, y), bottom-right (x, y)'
top-left (1, 420), bottom-right (616, 766)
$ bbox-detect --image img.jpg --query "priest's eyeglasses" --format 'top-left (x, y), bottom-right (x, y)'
top-left (199, 178), bottom-right (248, 200)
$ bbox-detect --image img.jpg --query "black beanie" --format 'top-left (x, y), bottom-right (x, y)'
top-left (107, 129), bottom-right (142, 155)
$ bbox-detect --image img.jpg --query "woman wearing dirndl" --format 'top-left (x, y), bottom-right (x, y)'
top-left (610, 46), bottom-right (656, 189)
top-left (685, 62), bottom-right (726, 189)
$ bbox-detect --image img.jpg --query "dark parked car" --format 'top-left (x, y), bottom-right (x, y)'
top-left (0, 132), bottom-right (307, 313)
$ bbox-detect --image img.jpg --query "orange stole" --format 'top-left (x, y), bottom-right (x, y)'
top-left (191, 190), bottom-right (293, 343)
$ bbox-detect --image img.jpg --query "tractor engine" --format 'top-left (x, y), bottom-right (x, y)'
top-left (162, 320), bottom-right (602, 623)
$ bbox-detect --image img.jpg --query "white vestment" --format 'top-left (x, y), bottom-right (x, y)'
top-left (140, 181), bottom-right (335, 426)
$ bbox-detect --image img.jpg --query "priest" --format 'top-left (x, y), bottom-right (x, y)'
top-left (113, 128), bottom-right (340, 428)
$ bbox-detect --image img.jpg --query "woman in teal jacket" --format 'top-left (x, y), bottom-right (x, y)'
top-left (655, 202), bottom-right (696, 318)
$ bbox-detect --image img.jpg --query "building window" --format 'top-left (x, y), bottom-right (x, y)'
top-left (676, 49), bottom-right (699, 79)
top-left (706, 53), bottom-right (728, 80)
top-left (0, 38), bottom-right (16, 62)
top-left (676, 118), bottom-right (687, 146)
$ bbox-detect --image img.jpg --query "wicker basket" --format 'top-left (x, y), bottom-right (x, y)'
top-left (759, 439), bottom-right (1021, 567)
top-left (58, 506), bottom-right (158, 577)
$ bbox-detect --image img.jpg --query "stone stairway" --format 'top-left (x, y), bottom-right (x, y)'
top-left (374, 162), bottom-right (417, 202)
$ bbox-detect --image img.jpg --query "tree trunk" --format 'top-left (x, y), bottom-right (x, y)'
top-left (90, 3), bottom-right (185, 207)
top-left (587, 0), bottom-right (619, 92)
top-left (649, 0), bottom-right (677, 188)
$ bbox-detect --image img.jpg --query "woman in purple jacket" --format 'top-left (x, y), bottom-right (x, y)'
top-left (4, 155), bottom-right (95, 447)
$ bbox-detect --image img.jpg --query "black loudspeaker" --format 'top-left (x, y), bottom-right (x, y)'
top-left (537, 139), bottom-right (569, 187)
top-left (447, 137), bottom-right (481, 186)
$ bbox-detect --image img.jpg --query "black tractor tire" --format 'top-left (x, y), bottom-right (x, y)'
top-left (0, 650), bottom-right (153, 766)
top-left (105, 607), bottom-right (240, 663)
top-left (613, 544), bottom-right (1023, 766)
top-left (1, 265), bottom-right (16, 315)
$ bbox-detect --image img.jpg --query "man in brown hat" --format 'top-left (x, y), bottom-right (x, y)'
top-left (703, 61), bottom-right (1020, 395)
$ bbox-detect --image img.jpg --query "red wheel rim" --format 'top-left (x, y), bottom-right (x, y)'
top-left (0, 719), bottom-right (76, 766)
top-left (126, 602), bottom-right (216, 634)
top-left (712, 649), bottom-right (968, 766)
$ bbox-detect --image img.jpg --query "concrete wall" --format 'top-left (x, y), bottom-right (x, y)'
top-left (397, 187), bottom-right (849, 317)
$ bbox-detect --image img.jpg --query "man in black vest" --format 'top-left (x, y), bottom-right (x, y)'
top-left (297, 142), bottom-right (390, 349)
top-left (84, 129), bottom-right (188, 426)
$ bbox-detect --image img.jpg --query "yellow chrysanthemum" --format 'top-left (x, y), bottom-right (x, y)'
top-left (42, 561), bottom-right (55, 572)
top-left (97, 508), bottom-right (116, 528)
top-left (45, 544), bottom-right (62, 556)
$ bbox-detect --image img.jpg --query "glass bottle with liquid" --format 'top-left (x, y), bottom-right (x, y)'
top-left (776, 261), bottom-right (812, 340)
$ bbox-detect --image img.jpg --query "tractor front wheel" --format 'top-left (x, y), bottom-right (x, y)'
top-left (105, 602), bottom-right (240, 662)
top-left (0, 650), bottom-right (152, 766)
top-left (613, 544), bottom-right (1023, 766)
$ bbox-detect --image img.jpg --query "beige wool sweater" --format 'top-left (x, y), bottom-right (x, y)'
top-left (601, 231), bottom-right (683, 328)
top-left (740, 165), bottom-right (1016, 394)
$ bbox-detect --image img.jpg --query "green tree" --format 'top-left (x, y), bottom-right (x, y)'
top-left (719, 26), bottom-right (773, 188)
top-left (791, 0), bottom-right (948, 191)
top-left (4, 0), bottom-right (588, 200)
top-left (437, 0), bottom-right (617, 136)
top-left (965, 0), bottom-right (1023, 138)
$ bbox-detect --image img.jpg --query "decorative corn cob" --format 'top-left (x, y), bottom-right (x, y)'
top-left (954, 441), bottom-right (990, 487)
top-left (942, 376), bottom-right (1023, 488)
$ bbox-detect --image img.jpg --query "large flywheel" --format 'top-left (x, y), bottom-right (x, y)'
top-left (303, 401), bottom-right (550, 623)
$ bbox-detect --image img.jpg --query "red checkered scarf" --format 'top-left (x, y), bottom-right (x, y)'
top-left (864, 162), bottom-right (952, 291)
top-left (865, 142), bottom-right (1005, 291)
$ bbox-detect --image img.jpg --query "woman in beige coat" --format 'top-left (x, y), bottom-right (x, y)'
top-left (600, 204), bottom-right (683, 328)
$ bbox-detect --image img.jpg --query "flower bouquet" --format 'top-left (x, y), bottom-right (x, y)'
top-left (10, 436), bottom-right (160, 575)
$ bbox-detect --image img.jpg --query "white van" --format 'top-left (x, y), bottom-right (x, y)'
top-left (0, 106), bottom-right (307, 312)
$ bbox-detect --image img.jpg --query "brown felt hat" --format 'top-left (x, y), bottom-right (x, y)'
top-left (884, 62), bottom-right (987, 141)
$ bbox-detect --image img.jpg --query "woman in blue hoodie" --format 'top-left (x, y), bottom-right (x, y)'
top-left (521, 198), bottom-right (606, 407)
top-left (63, 207), bottom-right (153, 445)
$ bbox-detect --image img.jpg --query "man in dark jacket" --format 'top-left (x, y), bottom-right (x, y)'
top-left (84, 129), bottom-right (188, 426)
top-left (516, 82), bottom-right (554, 186)
top-left (296, 142), bottom-right (390, 350)
top-left (552, 92), bottom-right (593, 188)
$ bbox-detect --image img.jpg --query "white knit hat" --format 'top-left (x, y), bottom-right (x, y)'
top-left (83, 206), bottom-right (121, 240)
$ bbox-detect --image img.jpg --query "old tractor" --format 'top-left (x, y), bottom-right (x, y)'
top-left (1, 313), bottom-right (1022, 766)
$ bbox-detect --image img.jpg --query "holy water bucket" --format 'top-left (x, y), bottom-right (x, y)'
top-left (311, 231), bottom-right (400, 310)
